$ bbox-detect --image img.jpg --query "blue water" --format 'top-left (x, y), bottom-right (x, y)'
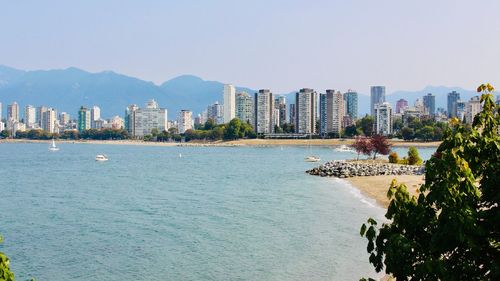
top-left (0, 143), bottom-right (435, 280)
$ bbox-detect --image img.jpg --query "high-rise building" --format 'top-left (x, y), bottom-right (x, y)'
top-left (78, 106), bottom-right (91, 132)
top-left (289, 104), bottom-right (296, 128)
top-left (223, 84), bottom-right (236, 123)
top-left (295, 88), bottom-right (318, 134)
top-left (59, 112), bottom-right (70, 125)
top-left (91, 106), bottom-right (101, 128)
top-left (24, 105), bottom-right (36, 128)
top-left (375, 102), bottom-right (393, 136)
top-left (343, 90), bottom-right (358, 120)
top-left (177, 110), bottom-right (193, 134)
top-left (465, 96), bottom-right (481, 124)
top-left (254, 89), bottom-right (274, 134)
top-left (423, 93), bottom-right (436, 115)
top-left (128, 100), bottom-right (168, 137)
top-left (7, 102), bottom-right (19, 121)
top-left (42, 108), bottom-right (58, 133)
top-left (319, 90), bottom-right (343, 136)
top-left (37, 106), bottom-right (48, 128)
top-left (207, 102), bottom-right (224, 124)
top-left (395, 99), bottom-right (408, 114)
top-left (370, 86), bottom-right (386, 117)
top-left (275, 96), bottom-right (287, 126)
top-left (125, 104), bottom-right (138, 135)
top-left (447, 91), bottom-right (461, 118)
top-left (456, 100), bottom-right (466, 122)
top-left (0, 102), bottom-right (2, 121)
top-left (236, 92), bottom-right (254, 125)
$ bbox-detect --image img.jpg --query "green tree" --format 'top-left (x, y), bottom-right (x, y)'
top-left (204, 118), bottom-right (216, 130)
top-left (407, 146), bottom-right (422, 165)
top-left (344, 125), bottom-right (358, 137)
top-left (415, 125), bottom-right (434, 141)
top-left (0, 130), bottom-right (11, 138)
top-left (357, 115), bottom-right (374, 136)
top-left (0, 235), bottom-right (15, 281)
top-left (224, 119), bottom-right (242, 140)
top-left (360, 84), bottom-right (500, 281)
top-left (401, 127), bottom-right (414, 141)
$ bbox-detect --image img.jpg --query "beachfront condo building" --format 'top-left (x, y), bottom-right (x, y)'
top-left (343, 90), bottom-right (358, 120)
top-left (7, 102), bottom-right (19, 122)
top-left (375, 102), bottom-right (393, 136)
top-left (207, 101), bottom-right (224, 124)
top-left (254, 89), bottom-right (275, 134)
top-left (236, 92), bottom-right (254, 125)
top-left (223, 84), bottom-right (236, 123)
top-left (370, 86), bottom-right (386, 117)
top-left (24, 105), bottom-right (36, 129)
top-left (177, 110), bottom-right (193, 134)
top-left (91, 106), bottom-right (101, 128)
top-left (423, 93), bottom-right (436, 116)
top-left (36, 106), bottom-right (47, 128)
top-left (295, 88), bottom-right (318, 134)
top-left (125, 104), bottom-right (138, 135)
top-left (319, 90), bottom-right (343, 136)
top-left (447, 91), bottom-right (461, 118)
top-left (289, 104), bottom-right (296, 128)
top-left (42, 108), bottom-right (58, 133)
top-left (126, 100), bottom-right (167, 138)
top-left (275, 95), bottom-right (287, 127)
top-left (78, 106), bottom-right (91, 132)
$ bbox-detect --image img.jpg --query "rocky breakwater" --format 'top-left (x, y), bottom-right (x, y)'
top-left (306, 160), bottom-right (425, 178)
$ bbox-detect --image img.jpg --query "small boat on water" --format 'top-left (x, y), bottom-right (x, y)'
top-left (334, 144), bottom-right (355, 153)
top-left (95, 154), bottom-right (108, 161)
top-left (304, 155), bottom-right (321, 162)
top-left (48, 139), bottom-right (59, 151)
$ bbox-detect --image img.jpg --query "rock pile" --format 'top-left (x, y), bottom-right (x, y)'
top-left (306, 160), bottom-right (424, 178)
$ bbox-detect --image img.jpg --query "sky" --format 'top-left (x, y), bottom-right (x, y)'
top-left (1, 0), bottom-right (500, 94)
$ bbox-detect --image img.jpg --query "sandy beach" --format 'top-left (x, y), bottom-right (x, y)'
top-left (346, 175), bottom-right (424, 208)
top-left (0, 138), bottom-right (441, 148)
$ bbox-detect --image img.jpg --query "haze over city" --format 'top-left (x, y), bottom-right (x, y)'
top-left (1, 0), bottom-right (500, 93)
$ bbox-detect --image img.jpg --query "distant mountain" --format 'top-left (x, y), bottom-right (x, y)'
top-left (0, 65), bottom-right (255, 119)
top-left (0, 64), bottom-right (480, 120)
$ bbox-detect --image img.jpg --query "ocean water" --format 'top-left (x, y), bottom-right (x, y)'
top-left (0, 143), bottom-right (435, 281)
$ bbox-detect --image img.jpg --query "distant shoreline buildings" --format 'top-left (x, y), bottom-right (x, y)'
top-left (0, 83), bottom-right (487, 139)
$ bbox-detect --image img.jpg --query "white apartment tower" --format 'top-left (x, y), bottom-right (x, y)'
top-left (127, 100), bottom-right (167, 138)
top-left (223, 84), bottom-right (236, 123)
top-left (25, 105), bottom-right (36, 128)
top-left (375, 102), bottom-right (393, 136)
top-left (295, 88), bottom-right (318, 134)
top-left (42, 108), bottom-right (58, 133)
top-left (177, 110), bottom-right (193, 134)
top-left (465, 96), bottom-right (482, 125)
top-left (91, 106), bottom-right (101, 128)
top-left (254, 89), bottom-right (274, 134)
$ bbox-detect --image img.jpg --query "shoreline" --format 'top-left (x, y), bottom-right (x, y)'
top-left (345, 175), bottom-right (424, 208)
top-left (0, 138), bottom-right (441, 148)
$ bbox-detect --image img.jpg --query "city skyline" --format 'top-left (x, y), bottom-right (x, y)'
top-left (1, 1), bottom-right (500, 93)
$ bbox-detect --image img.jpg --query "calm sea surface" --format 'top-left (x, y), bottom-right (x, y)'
top-left (0, 143), bottom-right (435, 281)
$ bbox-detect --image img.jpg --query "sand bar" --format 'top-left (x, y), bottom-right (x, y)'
top-left (345, 175), bottom-right (424, 208)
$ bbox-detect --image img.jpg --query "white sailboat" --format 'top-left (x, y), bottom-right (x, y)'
top-left (48, 138), bottom-right (59, 151)
top-left (304, 133), bottom-right (320, 162)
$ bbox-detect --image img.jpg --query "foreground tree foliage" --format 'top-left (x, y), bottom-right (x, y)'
top-left (0, 235), bottom-right (14, 281)
top-left (360, 84), bottom-right (500, 280)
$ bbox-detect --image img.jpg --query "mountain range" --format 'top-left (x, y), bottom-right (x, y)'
top-left (0, 65), bottom-right (482, 119)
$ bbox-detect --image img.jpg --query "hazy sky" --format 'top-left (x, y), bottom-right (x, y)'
top-left (1, 0), bottom-right (499, 94)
